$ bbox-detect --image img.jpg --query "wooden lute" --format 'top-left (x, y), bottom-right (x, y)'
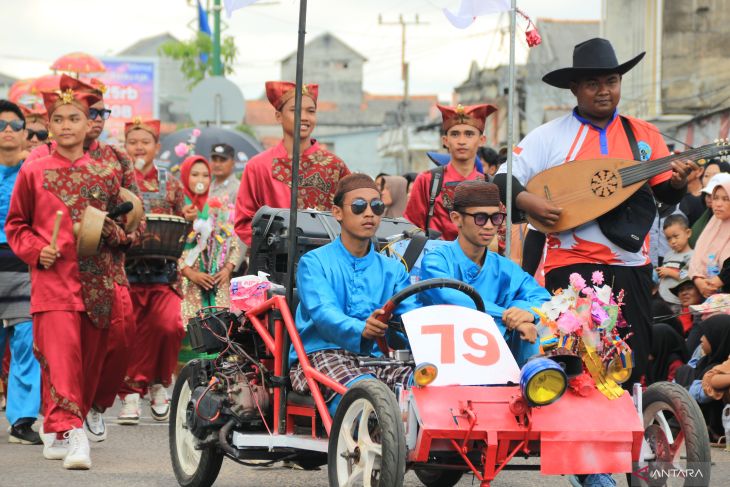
top-left (524, 139), bottom-right (730, 233)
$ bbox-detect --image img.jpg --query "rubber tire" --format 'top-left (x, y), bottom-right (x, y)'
top-left (415, 469), bottom-right (464, 487)
top-left (170, 362), bottom-right (224, 487)
top-left (642, 381), bottom-right (711, 487)
top-left (328, 379), bottom-right (406, 487)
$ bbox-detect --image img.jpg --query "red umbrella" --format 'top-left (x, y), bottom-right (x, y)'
top-left (30, 74), bottom-right (62, 94)
top-left (8, 79), bottom-right (35, 103)
top-left (50, 52), bottom-right (106, 74)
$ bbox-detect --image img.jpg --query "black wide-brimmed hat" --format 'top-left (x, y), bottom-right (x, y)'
top-left (542, 37), bottom-right (646, 89)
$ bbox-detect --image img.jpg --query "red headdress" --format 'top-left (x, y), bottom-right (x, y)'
top-left (41, 74), bottom-right (101, 116)
top-left (437, 103), bottom-right (498, 133)
top-left (124, 117), bottom-right (161, 140)
top-left (180, 155), bottom-right (211, 211)
top-left (265, 81), bottom-right (319, 111)
top-left (87, 78), bottom-right (107, 98)
top-left (19, 103), bottom-right (48, 126)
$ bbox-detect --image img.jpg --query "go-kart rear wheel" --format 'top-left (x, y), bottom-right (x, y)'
top-left (641, 381), bottom-right (711, 487)
top-left (414, 468), bottom-right (464, 487)
top-left (170, 363), bottom-right (224, 487)
top-left (328, 380), bottom-right (406, 487)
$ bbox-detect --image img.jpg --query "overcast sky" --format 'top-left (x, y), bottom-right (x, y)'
top-left (0, 0), bottom-right (600, 100)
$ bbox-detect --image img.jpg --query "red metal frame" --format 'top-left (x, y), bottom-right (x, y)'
top-left (244, 296), bottom-right (644, 487)
top-left (245, 295), bottom-right (345, 436)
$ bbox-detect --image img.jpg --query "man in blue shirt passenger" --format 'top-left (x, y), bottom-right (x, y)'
top-left (419, 180), bottom-right (550, 366)
top-left (289, 174), bottom-right (416, 413)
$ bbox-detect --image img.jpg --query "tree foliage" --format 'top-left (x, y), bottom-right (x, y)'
top-left (159, 33), bottom-right (238, 88)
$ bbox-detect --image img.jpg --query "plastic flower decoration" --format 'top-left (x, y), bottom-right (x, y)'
top-left (535, 272), bottom-right (632, 400)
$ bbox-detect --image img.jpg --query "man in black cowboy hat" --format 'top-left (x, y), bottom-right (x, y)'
top-left (494, 37), bottom-right (692, 397)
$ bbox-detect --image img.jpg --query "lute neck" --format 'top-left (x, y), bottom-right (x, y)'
top-left (619, 144), bottom-right (719, 186)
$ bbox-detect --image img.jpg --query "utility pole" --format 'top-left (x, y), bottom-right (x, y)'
top-left (379, 14), bottom-right (426, 174)
top-left (212, 0), bottom-right (223, 75)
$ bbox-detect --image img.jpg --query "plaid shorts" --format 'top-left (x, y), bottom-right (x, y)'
top-left (290, 349), bottom-right (413, 402)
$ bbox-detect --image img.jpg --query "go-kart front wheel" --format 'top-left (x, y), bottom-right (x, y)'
top-left (415, 468), bottom-right (463, 487)
top-left (641, 381), bottom-right (711, 487)
top-left (169, 363), bottom-right (224, 487)
top-left (328, 380), bottom-right (406, 487)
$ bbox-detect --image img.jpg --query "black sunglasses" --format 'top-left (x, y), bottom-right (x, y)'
top-left (88, 108), bottom-right (112, 120)
top-left (459, 211), bottom-right (506, 227)
top-left (26, 129), bottom-right (49, 141)
top-left (350, 197), bottom-right (386, 216)
top-left (0, 120), bottom-right (25, 132)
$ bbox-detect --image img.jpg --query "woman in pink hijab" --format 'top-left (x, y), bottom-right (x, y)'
top-left (689, 179), bottom-right (730, 297)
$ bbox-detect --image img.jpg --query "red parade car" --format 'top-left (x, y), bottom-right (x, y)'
top-left (169, 279), bottom-right (710, 487)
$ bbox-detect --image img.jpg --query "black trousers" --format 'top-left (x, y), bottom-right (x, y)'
top-left (521, 229), bottom-right (546, 275)
top-left (545, 263), bottom-right (653, 386)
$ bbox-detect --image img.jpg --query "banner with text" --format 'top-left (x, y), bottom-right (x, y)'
top-left (98, 57), bottom-right (159, 143)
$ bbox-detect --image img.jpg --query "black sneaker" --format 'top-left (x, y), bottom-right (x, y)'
top-left (9, 422), bottom-right (42, 445)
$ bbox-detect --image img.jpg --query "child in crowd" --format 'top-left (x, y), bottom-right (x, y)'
top-left (670, 278), bottom-right (704, 343)
top-left (656, 214), bottom-right (693, 311)
top-left (178, 156), bottom-right (242, 366)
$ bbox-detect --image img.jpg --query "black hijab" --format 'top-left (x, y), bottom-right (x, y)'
top-left (695, 314), bottom-right (730, 380)
top-left (648, 323), bottom-right (689, 384)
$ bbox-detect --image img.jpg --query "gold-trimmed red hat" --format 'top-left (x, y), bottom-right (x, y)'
top-left (438, 103), bottom-right (497, 133)
top-left (265, 81), bottom-right (318, 111)
top-left (19, 103), bottom-right (48, 126)
top-left (77, 77), bottom-right (107, 98)
top-left (41, 74), bottom-right (101, 116)
top-left (124, 117), bottom-right (161, 140)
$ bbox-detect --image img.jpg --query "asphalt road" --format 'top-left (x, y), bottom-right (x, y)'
top-left (1, 396), bottom-right (729, 487)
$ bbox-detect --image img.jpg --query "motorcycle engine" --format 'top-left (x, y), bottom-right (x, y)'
top-left (228, 372), bottom-right (271, 418)
top-left (186, 384), bottom-right (228, 440)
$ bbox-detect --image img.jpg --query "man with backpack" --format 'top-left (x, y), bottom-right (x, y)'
top-left (403, 103), bottom-right (496, 240)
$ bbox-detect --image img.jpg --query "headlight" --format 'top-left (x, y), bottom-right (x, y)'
top-left (606, 354), bottom-right (632, 384)
top-left (520, 357), bottom-right (567, 407)
top-left (413, 362), bottom-right (438, 387)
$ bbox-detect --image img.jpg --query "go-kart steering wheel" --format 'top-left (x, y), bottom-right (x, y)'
top-left (376, 278), bottom-right (485, 355)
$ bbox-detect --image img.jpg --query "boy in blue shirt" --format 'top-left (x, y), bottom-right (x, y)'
top-left (289, 174), bottom-right (416, 413)
top-left (419, 180), bottom-right (550, 366)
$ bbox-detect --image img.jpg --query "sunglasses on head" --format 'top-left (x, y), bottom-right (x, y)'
top-left (459, 211), bottom-right (506, 227)
top-left (350, 197), bottom-right (386, 216)
top-left (26, 129), bottom-right (49, 141)
top-left (88, 108), bottom-right (112, 120)
top-left (0, 120), bottom-right (25, 132)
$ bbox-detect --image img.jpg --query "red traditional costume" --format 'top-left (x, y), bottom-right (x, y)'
top-left (20, 80), bottom-right (141, 414)
top-left (403, 103), bottom-right (497, 241)
top-left (119, 119), bottom-right (186, 404)
top-left (234, 81), bottom-right (351, 246)
top-left (5, 76), bottom-right (132, 434)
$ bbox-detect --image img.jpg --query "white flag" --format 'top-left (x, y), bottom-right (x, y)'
top-left (443, 0), bottom-right (511, 29)
top-left (223, 0), bottom-right (260, 18)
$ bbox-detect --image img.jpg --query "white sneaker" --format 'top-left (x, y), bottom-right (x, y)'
top-left (149, 384), bottom-right (170, 422)
top-left (84, 407), bottom-right (107, 442)
top-left (40, 426), bottom-right (69, 461)
top-left (118, 393), bottom-right (141, 425)
top-left (63, 428), bottom-right (91, 470)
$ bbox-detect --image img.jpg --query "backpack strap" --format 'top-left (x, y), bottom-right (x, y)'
top-left (619, 116), bottom-right (642, 161)
top-left (401, 232), bottom-right (428, 272)
top-left (424, 166), bottom-right (445, 237)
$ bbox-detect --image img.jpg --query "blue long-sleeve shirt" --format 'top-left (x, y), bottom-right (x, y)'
top-left (418, 240), bottom-right (551, 364)
top-left (291, 237), bottom-right (417, 364)
top-left (0, 161), bottom-right (23, 244)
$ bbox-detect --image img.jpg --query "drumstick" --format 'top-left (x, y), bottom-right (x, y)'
top-left (50, 211), bottom-right (63, 250)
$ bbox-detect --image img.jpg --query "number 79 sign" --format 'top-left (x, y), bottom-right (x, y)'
top-left (402, 305), bottom-right (521, 386)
